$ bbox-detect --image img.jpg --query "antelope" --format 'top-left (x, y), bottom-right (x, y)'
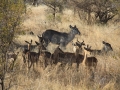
top-left (23, 39), bottom-right (39, 69)
top-left (26, 36), bottom-right (52, 69)
top-left (39, 49), bottom-right (52, 69)
top-left (40, 25), bottom-right (80, 48)
top-left (82, 45), bottom-right (98, 70)
top-left (22, 40), bottom-right (32, 64)
top-left (7, 52), bottom-right (19, 61)
top-left (7, 51), bottom-right (19, 70)
top-left (37, 35), bottom-right (46, 50)
top-left (102, 41), bottom-right (113, 52)
top-left (28, 41), bottom-right (42, 69)
top-left (51, 46), bottom-right (64, 65)
top-left (72, 39), bottom-right (85, 54)
top-left (24, 39), bottom-right (47, 69)
top-left (52, 46), bottom-right (84, 68)
top-left (36, 36), bottom-right (52, 68)
top-left (86, 41), bottom-right (113, 55)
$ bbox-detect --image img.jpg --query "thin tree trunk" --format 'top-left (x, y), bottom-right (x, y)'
top-left (53, 8), bottom-right (56, 22)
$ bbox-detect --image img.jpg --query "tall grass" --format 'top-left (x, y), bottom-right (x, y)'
top-left (5, 5), bottom-right (120, 90)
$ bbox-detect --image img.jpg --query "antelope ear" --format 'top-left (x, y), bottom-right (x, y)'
top-left (25, 41), bottom-right (29, 44)
top-left (103, 41), bottom-right (106, 44)
top-left (87, 45), bottom-right (91, 49)
top-left (69, 25), bottom-right (72, 28)
top-left (37, 35), bottom-right (40, 38)
top-left (31, 40), bottom-right (32, 43)
top-left (82, 41), bottom-right (85, 45)
top-left (38, 35), bottom-right (43, 42)
top-left (72, 43), bottom-right (76, 46)
top-left (74, 25), bottom-right (76, 28)
top-left (35, 41), bottom-right (39, 45)
top-left (78, 40), bottom-right (81, 43)
top-left (84, 47), bottom-right (87, 50)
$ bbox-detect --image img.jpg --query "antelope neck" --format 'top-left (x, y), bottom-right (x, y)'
top-left (82, 51), bottom-right (87, 65)
top-left (67, 31), bottom-right (76, 42)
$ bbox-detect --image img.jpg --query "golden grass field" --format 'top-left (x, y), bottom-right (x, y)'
top-left (5, 5), bottom-right (120, 90)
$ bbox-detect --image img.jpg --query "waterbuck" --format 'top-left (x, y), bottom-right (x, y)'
top-left (22, 40), bottom-right (32, 64)
top-left (23, 40), bottom-right (45, 70)
top-left (40, 25), bottom-right (81, 48)
top-left (102, 41), bottom-right (113, 53)
top-left (24, 37), bottom-right (51, 69)
top-left (86, 41), bottom-right (113, 55)
top-left (52, 46), bottom-right (84, 68)
top-left (82, 45), bottom-right (98, 70)
top-left (81, 45), bottom-right (98, 81)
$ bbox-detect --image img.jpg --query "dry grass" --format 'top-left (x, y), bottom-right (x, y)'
top-left (5, 5), bottom-right (120, 90)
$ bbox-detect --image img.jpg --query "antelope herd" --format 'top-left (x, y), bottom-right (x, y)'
top-left (8, 25), bottom-right (113, 72)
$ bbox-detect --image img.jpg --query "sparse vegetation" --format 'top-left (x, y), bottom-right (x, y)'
top-left (0, 0), bottom-right (26, 89)
top-left (71, 0), bottom-right (119, 24)
top-left (42, 0), bottom-right (66, 21)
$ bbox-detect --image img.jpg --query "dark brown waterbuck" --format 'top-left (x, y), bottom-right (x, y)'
top-left (23, 39), bottom-right (43, 69)
top-left (52, 46), bottom-right (84, 68)
top-left (40, 25), bottom-right (81, 47)
top-left (23, 37), bottom-right (52, 69)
